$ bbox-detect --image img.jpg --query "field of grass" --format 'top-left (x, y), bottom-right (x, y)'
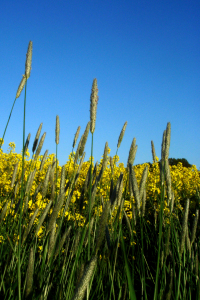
top-left (0, 41), bottom-right (200, 300)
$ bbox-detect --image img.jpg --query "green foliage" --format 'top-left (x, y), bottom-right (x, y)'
top-left (168, 158), bottom-right (192, 168)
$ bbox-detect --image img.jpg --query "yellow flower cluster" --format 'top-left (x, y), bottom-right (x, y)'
top-left (0, 142), bottom-right (199, 246)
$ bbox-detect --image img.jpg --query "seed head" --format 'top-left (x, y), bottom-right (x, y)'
top-left (72, 255), bottom-right (97, 300)
top-left (35, 200), bottom-right (53, 236)
top-left (25, 168), bottom-right (37, 195)
top-left (41, 165), bottom-right (52, 198)
top-left (117, 121), bottom-right (127, 149)
top-left (25, 41), bottom-right (33, 79)
top-left (32, 123), bottom-right (43, 153)
top-left (110, 156), bottom-right (113, 173)
top-left (128, 163), bottom-right (140, 216)
top-left (25, 247), bottom-right (34, 298)
top-left (191, 209), bottom-right (199, 246)
top-left (79, 122), bottom-right (90, 157)
top-left (127, 138), bottom-right (137, 168)
top-left (39, 150), bottom-right (48, 171)
top-left (151, 140), bottom-right (156, 163)
top-left (139, 165), bottom-right (148, 202)
top-left (59, 165), bottom-right (66, 195)
top-left (179, 198), bottom-right (190, 257)
top-left (73, 126), bottom-right (81, 148)
top-left (24, 133), bottom-right (31, 154)
top-left (90, 78), bottom-right (98, 134)
top-left (34, 132), bottom-right (46, 161)
top-left (16, 75), bottom-right (26, 98)
top-left (0, 202), bottom-right (8, 224)
top-left (11, 162), bottom-right (19, 188)
top-left (55, 115), bottom-right (60, 145)
top-left (164, 122), bottom-right (171, 161)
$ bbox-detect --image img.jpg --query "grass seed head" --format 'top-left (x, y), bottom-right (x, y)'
top-left (11, 162), bottom-right (19, 188)
top-left (79, 122), bottom-right (90, 157)
top-left (16, 75), bottom-right (26, 98)
top-left (77, 152), bottom-right (86, 174)
top-left (98, 141), bottom-right (109, 179)
top-left (128, 163), bottom-right (140, 216)
top-left (117, 121), bottom-right (128, 149)
top-left (95, 200), bottom-right (111, 254)
top-left (59, 165), bottom-right (66, 195)
top-left (32, 123), bottom-right (43, 153)
top-left (110, 156), bottom-right (113, 173)
top-left (39, 150), bottom-right (48, 171)
top-left (179, 198), bottom-right (190, 257)
top-left (151, 140), bottom-right (156, 163)
top-left (25, 41), bottom-right (33, 79)
top-left (41, 165), bottom-right (52, 198)
top-left (72, 255), bottom-right (97, 300)
top-left (34, 132), bottom-right (46, 161)
top-left (46, 193), bottom-right (65, 235)
top-left (139, 165), bottom-right (148, 201)
top-left (55, 115), bottom-right (60, 145)
top-left (24, 133), bottom-right (31, 154)
top-left (25, 168), bottom-right (37, 195)
top-left (117, 173), bottom-right (124, 207)
top-left (191, 209), bottom-right (199, 246)
top-left (90, 78), bottom-right (98, 134)
top-left (0, 202), bottom-right (8, 224)
top-left (73, 126), bottom-right (81, 148)
top-left (25, 247), bottom-right (34, 298)
top-left (127, 138), bottom-right (137, 168)
top-left (74, 135), bottom-right (83, 165)
top-left (164, 122), bottom-right (171, 161)
top-left (35, 200), bottom-right (53, 236)
top-left (48, 221), bottom-right (57, 263)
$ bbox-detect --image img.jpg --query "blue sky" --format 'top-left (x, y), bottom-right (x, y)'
top-left (1, 0), bottom-right (200, 170)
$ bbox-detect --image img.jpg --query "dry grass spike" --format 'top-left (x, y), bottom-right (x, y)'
top-left (24, 133), bottom-right (31, 154)
top-left (179, 198), bottom-right (190, 257)
top-left (151, 140), bottom-right (156, 163)
top-left (32, 123), bottom-right (43, 153)
top-left (25, 40), bottom-right (33, 79)
top-left (79, 121), bottom-right (90, 157)
top-left (71, 255), bottom-right (97, 300)
top-left (11, 162), bottom-right (19, 188)
top-left (34, 132), bottom-right (46, 161)
top-left (55, 115), bottom-right (60, 145)
top-left (25, 247), bottom-right (34, 298)
top-left (16, 75), bottom-right (26, 98)
top-left (127, 138), bottom-right (137, 168)
top-left (90, 78), bottom-right (98, 134)
top-left (117, 121), bottom-right (127, 149)
top-left (73, 126), bottom-right (81, 148)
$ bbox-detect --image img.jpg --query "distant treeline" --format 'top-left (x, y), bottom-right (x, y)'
top-left (137, 158), bottom-right (193, 169)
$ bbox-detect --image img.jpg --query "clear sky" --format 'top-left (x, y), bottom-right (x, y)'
top-left (1, 0), bottom-right (199, 170)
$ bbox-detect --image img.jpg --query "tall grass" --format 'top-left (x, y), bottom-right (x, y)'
top-left (0, 41), bottom-right (200, 299)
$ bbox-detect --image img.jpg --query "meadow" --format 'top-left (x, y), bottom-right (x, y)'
top-left (0, 41), bottom-right (200, 300)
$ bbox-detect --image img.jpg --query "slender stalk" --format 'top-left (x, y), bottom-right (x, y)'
top-left (88, 133), bottom-right (93, 260)
top-left (153, 162), bottom-right (166, 299)
top-left (18, 79), bottom-right (27, 300)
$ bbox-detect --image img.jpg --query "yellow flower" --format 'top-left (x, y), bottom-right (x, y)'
top-left (130, 241), bottom-right (136, 246)
top-left (0, 235), bottom-right (4, 243)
